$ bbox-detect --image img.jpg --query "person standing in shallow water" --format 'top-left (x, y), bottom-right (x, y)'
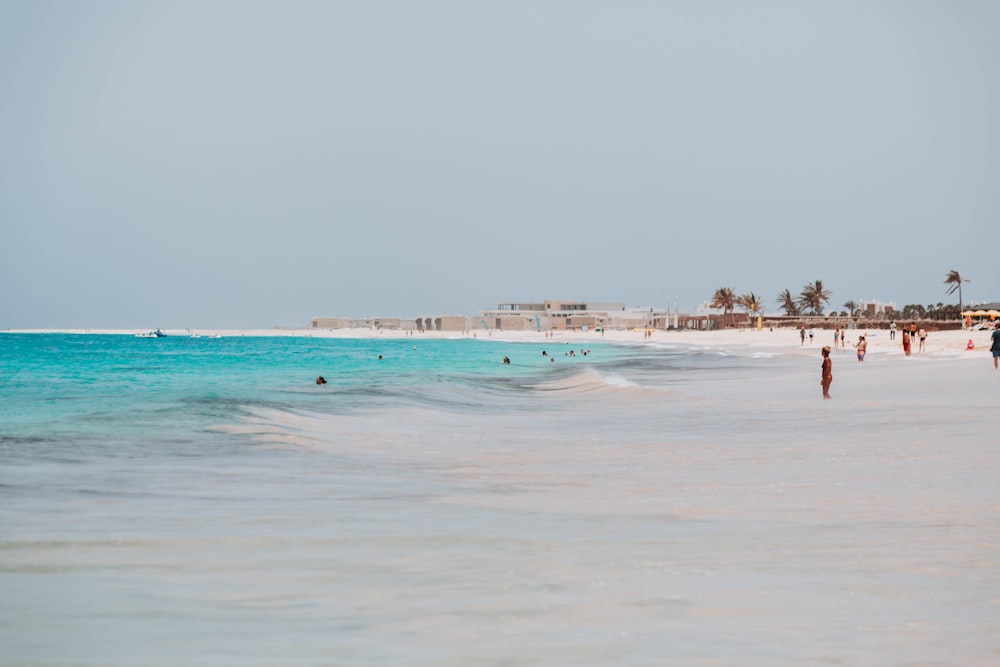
top-left (821, 346), bottom-right (833, 399)
top-left (854, 335), bottom-right (867, 362)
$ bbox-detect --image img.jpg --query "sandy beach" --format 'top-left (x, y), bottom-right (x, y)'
top-left (3, 326), bottom-right (999, 665)
top-left (10, 324), bottom-right (995, 358)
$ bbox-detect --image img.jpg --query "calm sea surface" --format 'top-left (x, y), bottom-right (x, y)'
top-left (1, 333), bottom-right (997, 666)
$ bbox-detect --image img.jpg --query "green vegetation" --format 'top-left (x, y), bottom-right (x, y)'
top-left (710, 287), bottom-right (736, 327)
top-left (944, 270), bottom-right (969, 315)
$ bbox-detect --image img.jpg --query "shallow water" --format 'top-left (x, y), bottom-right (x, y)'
top-left (1, 333), bottom-right (997, 665)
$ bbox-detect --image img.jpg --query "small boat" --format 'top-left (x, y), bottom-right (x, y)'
top-left (135, 329), bottom-right (167, 338)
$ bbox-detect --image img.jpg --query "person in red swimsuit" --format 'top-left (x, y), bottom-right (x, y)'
top-left (821, 346), bottom-right (833, 399)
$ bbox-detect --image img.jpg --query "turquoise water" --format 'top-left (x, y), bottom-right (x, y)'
top-left (2, 333), bottom-right (997, 666)
top-left (0, 332), bottom-right (752, 456)
top-left (0, 334), bottom-right (612, 450)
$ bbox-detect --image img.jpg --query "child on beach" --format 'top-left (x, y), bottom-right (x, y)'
top-left (821, 346), bottom-right (833, 399)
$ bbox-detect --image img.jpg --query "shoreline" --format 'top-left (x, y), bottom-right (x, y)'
top-left (3, 326), bottom-right (993, 359)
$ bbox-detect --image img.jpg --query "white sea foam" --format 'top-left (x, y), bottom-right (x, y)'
top-left (595, 371), bottom-right (639, 388)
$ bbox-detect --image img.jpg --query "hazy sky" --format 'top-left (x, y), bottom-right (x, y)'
top-left (2, 1), bottom-right (997, 328)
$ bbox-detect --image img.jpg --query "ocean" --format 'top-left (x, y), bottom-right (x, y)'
top-left (1, 332), bottom-right (996, 666)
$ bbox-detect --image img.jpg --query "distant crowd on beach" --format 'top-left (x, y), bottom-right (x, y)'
top-left (816, 320), bottom-right (1000, 399)
top-left (800, 321), bottom-right (935, 358)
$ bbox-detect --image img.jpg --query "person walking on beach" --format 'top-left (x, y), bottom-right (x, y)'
top-left (918, 328), bottom-right (927, 352)
top-left (991, 322), bottom-right (1000, 369)
top-left (854, 335), bottom-right (867, 362)
top-left (902, 329), bottom-right (911, 357)
top-left (889, 321), bottom-right (896, 341)
top-left (800, 328), bottom-right (806, 346)
top-left (821, 346), bottom-right (833, 399)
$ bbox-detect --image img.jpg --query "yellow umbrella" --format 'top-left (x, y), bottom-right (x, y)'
top-left (962, 310), bottom-right (976, 317)
top-left (988, 310), bottom-right (1000, 320)
top-left (974, 310), bottom-right (988, 316)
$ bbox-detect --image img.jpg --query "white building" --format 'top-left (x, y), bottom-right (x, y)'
top-left (482, 300), bottom-right (669, 331)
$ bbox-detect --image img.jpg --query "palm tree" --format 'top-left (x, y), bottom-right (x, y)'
top-left (944, 270), bottom-right (969, 316)
top-left (776, 289), bottom-right (799, 316)
top-left (737, 292), bottom-right (765, 322)
top-left (843, 300), bottom-right (857, 317)
top-left (710, 287), bottom-right (736, 328)
top-left (798, 280), bottom-right (832, 315)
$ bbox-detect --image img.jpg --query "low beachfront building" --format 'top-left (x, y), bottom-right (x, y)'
top-left (416, 316), bottom-right (475, 332)
top-left (311, 316), bottom-right (477, 332)
top-left (310, 316), bottom-right (411, 330)
top-left (311, 317), bottom-right (338, 329)
top-left (482, 300), bottom-right (669, 331)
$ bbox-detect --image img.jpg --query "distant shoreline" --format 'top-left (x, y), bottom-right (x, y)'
top-left (3, 326), bottom-right (992, 358)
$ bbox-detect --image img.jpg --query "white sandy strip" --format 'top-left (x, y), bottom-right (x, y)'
top-left (7, 325), bottom-right (996, 358)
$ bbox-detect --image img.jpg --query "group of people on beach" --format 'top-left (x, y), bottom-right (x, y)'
top-left (804, 321), bottom-right (934, 363)
top-left (821, 320), bottom-right (1000, 398)
top-left (897, 322), bottom-right (928, 357)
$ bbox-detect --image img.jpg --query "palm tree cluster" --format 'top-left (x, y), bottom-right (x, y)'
top-left (710, 288), bottom-right (765, 327)
top-left (774, 280), bottom-right (833, 316)
top-left (889, 270), bottom-right (971, 321)
top-left (710, 287), bottom-right (736, 326)
top-left (719, 271), bottom-right (968, 323)
top-left (891, 303), bottom-right (964, 321)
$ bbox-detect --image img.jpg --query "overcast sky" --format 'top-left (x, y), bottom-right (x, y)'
top-left (2, 1), bottom-right (997, 328)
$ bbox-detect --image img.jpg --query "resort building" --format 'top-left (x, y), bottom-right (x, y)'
top-left (415, 316), bottom-right (474, 332)
top-left (482, 301), bottom-right (670, 331)
top-left (857, 299), bottom-right (896, 317)
top-left (310, 316), bottom-right (474, 332)
top-left (310, 316), bottom-right (413, 330)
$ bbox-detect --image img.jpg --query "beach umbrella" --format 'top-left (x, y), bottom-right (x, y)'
top-left (988, 310), bottom-right (1000, 320)
top-left (973, 310), bottom-right (988, 316)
